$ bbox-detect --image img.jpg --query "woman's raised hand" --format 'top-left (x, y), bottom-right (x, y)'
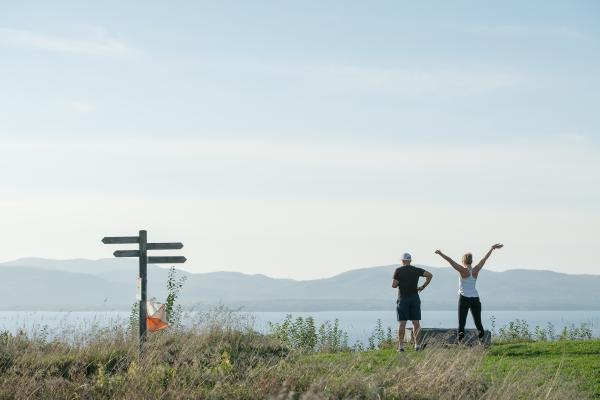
top-left (491, 243), bottom-right (504, 250)
top-left (435, 249), bottom-right (442, 255)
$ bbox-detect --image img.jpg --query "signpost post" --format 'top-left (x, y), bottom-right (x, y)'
top-left (102, 230), bottom-right (186, 355)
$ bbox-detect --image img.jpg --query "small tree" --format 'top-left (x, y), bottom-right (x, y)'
top-left (165, 266), bottom-right (187, 328)
top-left (128, 301), bottom-right (139, 336)
top-left (302, 317), bottom-right (317, 351)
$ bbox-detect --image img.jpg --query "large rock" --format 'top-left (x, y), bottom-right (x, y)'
top-left (405, 328), bottom-right (491, 346)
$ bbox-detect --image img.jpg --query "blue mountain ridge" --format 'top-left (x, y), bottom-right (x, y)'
top-left (0, 258), bottom-right (598, 311)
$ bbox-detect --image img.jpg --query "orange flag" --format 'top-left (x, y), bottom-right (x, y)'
top-left (146, 299), bottom-right (168, 332)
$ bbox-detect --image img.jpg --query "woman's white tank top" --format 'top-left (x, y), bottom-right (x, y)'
top-left (459, 266), bottom-right (479, 297)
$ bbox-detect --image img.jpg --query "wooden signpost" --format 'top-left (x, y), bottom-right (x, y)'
top-left (102, 230), bottom-right (186, 354)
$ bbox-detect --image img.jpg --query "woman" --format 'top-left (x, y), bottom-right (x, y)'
top-left (435, 243), bottom-right (503, 343)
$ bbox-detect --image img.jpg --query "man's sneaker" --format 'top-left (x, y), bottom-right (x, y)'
top-left (397, 345), bottom-right (404, 352)
top-left (414, 343), bottom-right (427, 351)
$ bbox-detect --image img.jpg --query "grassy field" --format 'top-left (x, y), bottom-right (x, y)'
top-left (483, 340), bottom-right (600, 398)
top-left (294, 340), bottom-right (600, 399)
top-left (0, 326), bottom-right (598, 399)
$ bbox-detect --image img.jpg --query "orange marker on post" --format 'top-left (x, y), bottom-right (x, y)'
top-left (146, 299), bottom-right (168, 332)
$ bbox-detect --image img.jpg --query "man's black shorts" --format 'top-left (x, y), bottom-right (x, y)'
top-left (396, 293), bottom-right (421, 321)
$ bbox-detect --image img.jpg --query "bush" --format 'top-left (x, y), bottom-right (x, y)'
top-left (367, 319), bottom-right (395, 350)
top-left (165, 266), bottom-right (187, 328)
top-left (496, 319), bottom-right (594, 343)
top-left (267, 315), bottom-right (349, 352)
top-left (534, 322), bottom-right (555, 341)
top-left (560, 323), bottom-right (592, 340)
top-left (497, 319), bottom-right (532, 342)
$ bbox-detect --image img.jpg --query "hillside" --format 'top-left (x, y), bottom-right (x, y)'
top-left (0, 258), bottom-right (599, 310)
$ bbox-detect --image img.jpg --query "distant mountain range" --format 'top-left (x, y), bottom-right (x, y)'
top-left (1, 258), bottom-right (599, 311)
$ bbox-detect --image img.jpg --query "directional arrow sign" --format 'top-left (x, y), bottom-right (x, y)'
top-left (102, 236), bottom-right (139, 244)
top-left (146, 242), bottom-right (184, 250)
top-left (114, 250), bottom-right (140, 257)
top-left (148, 256), bottom-right (187, 264)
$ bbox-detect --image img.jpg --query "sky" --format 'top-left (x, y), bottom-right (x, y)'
top-left (1, 1), bottom-right (599, 279)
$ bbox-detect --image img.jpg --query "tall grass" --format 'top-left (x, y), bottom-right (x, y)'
top-left (0, 309), bottom-right (590, 399)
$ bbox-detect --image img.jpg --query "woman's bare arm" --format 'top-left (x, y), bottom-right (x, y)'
top-left (435, 250), bottom-right (468, 277)
top-left (472, 243), bottom-right (503, 278)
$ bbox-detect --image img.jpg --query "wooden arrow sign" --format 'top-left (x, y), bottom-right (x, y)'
top-left (148, 256), bottom-right (187, 264)
top-left (146, 242), bottom-right (184, 250)
top-left (114, 250), bottom-right (140, 257)
top-left (101, 230), bottom-right (186, 357)
top-left (102, 236), bottom-right (139, 244)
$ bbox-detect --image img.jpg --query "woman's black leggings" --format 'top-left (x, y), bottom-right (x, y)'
top-left (458, 295), bottom-right (484, 342)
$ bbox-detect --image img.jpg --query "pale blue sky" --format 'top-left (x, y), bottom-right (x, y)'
top-left (1, 1), bottom-right (599, 278)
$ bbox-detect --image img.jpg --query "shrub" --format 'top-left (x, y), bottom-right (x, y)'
top-left (267, 315), bottom-right (349, 352)
top-left (165, 266), bottom-right (187, 328)
top-left (496, 319), bottom-right (594, 343)
top-left (367, 319), bottom-right (395, 350)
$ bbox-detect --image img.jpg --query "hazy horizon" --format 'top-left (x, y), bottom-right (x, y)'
top-left (2, 1), bottom-right (599, 279)
top-left (2, 257), bottom-right (599, 312)
top-left (1, 256), bottom-right (598, 279)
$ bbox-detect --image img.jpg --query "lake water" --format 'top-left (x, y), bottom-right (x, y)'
top-left (1, 310), bottom-right (599, 344)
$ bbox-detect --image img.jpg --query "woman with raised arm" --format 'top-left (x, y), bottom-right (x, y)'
top-left (435, 244), bottom-right (503, 344)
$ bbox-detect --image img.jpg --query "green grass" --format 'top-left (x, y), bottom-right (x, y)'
top-left (483, 340), bottom-right (600, 398)
top-left (1, 326), bottom-right (598, 399)
top-left (299, 340), bottom-right (600, 398)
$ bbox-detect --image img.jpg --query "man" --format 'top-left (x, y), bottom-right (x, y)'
top-left (392, 252), bottom-right (433, 352)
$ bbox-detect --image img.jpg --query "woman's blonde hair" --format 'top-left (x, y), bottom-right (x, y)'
top-left (462, 253), bottom-right (473, 265)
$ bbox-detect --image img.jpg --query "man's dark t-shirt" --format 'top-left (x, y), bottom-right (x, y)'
top-left (393, 265), bottom-right (426, 297)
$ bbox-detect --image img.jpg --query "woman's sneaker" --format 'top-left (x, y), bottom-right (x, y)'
top-left (397, 345), bottom-right (404, 352)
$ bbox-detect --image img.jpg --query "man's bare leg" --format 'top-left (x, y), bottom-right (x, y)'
top-left (398, 321), bottom-right (407, 351)
top-left (412, 320), bottom-right (421, 349)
